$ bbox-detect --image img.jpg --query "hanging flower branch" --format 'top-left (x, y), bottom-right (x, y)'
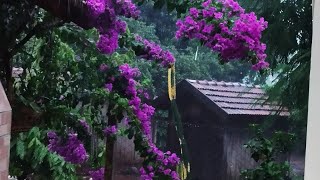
top-left (97, 62), bottom-right (180, 179)
top-left (47, 131), bottom-right (89, 164)
top-left (176, 0), bottom-right (269, 70)
top-left (134, 35), bottom-right (176, 67)
top-left (85, 0), bottom-right (140, 54)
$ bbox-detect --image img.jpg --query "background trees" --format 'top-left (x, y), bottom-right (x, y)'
top-left (241, 0), bottom-right (312, 154)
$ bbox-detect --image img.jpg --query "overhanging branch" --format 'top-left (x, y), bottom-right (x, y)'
top-left (32, 0), bottom-right (94, 29)
top-left (9, 19), bottom-right (65, 58)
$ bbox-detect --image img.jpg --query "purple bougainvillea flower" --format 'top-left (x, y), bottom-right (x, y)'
top-left (104, 83), bottom-right (113, 92)
top-left (103, 125), bottom-right (117, 135)
top-left (99, 63), bottom-right (109, 72)
top-left (176, 0), bottom-right (269, 70)
top-left (47, 132), bottom-right (89, 164)
top-left (89, 167), bottom-right (105, 180)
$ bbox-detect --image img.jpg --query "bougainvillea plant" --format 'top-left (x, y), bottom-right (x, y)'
top-left (86, 0), bottom-right (140, 54)
top-left (100, 63), bottom-right (181, 179)
top-left (176, 0), bottom-right (269, 71)
top-left (47, 131), bottom-right (89, 164)
top-left (34, 0), bottom-right (268, 179)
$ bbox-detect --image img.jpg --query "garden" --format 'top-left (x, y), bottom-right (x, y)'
top-left (0, 0), bottom-right (311, 179)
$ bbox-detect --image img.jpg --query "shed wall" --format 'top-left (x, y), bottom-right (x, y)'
top-left (223, 128), bottom-right (257, 180)
top-left (176, 92), bottom-right (226, 180)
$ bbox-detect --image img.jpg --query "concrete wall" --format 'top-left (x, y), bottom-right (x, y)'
top-left (0, 83), bottom-right (11, 179)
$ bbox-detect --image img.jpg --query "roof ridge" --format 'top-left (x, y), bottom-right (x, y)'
top-left (186, 79), bottom-right (262, 89)
top-left (205, 93), bottom-right (268, 100)
top-left (199, 88), bottom-right (266, 95)
top-left (213, 100), bottom-right (273, 105)
top-left (223, 106), bottom-right (290, 112)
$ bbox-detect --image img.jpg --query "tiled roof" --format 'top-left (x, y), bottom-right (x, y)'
top-left (186, 79), bottom-right (290, 116)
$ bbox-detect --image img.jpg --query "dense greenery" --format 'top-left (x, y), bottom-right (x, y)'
top-left (240, 125), bottom-right (296, 180)
top-left (239, 0), bottom-right (311, 179)
top-left (241, 0), bottom-right (312, 151)
top-left (10, 25), bottom-right (111, 178)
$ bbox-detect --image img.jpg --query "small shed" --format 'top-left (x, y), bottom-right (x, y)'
top-left (154, 79), bottom-right (291, 180)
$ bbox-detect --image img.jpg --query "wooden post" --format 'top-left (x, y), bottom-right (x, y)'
top-left (166, 109), bottom-right (180, 156)
top-left (105, 136), bottom-right (115, 180)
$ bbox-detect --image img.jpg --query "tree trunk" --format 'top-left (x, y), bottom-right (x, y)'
top-left (105, 114), bottom-right (117, 180)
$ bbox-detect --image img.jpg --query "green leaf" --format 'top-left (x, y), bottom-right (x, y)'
top-left (38, 146), bottom-right (47, 162)
top-left (98, 151), bottom-right (104, 158)
top-left (28, 138), bottom-right (36, 148)
top-left (16, 140), bottom-right (26, 159)
top-left (153, 0), bottom-right (166, 9)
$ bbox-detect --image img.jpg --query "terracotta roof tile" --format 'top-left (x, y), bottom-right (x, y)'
top-left (186, 79), bottom-right (289, 116)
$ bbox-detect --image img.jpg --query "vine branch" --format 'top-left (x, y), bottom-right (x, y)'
top-left (9, 19), bottom-right (65, 58)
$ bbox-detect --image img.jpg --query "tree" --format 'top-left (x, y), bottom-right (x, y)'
top-left (240, 0), bottom-right (312, 153)
top-left (240, 125), bottom-right (296, 180)
top-left (239, 1), bottom-right (311, 179)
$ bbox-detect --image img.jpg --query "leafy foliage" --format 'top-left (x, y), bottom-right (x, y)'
top-left (240, 0), bottom-right (312, 153)
top-left (10, 25), bottom-right (113, 178)
top-left (240, 124), bottom-right (296, 180)
top-left (10, 127), bottom-right (76, 180)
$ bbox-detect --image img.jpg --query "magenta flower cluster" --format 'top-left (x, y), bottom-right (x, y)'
top-left (113, 0), bottom-right (140, 18)
top-left (79, 119), bottom-right (90, 133)
top-left (89, 167), bottom-right (105, 180)
top-left (99, 63), bottom-right (109, 72)
top-left (175, 0), bottom-right (269, 70)
top-left (135, 35), bottom-right (176, 67)
top-left (118, 63), bottom-right (155, 138)
top-left (140, 143), bottom-right (181, 180)
top-left (118, 64), bottom-right (181, 179)
top-left (47, 131), bottom-right (89, 164)
top-left (104, 83), bottom-right (113, 92)
top-left (103, 125), bottom-right (117, 135)
top-left (119, 63), bottom-right (141, 80)
top-left (99, 63), bottom-right (181, 179)
top-left (85, 0), bottom-right (140, 54)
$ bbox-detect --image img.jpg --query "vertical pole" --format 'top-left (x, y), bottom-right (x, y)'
top-left (304, 1), bottom-right (319, 179)
top-left (105, 114), bottom-right (116, 180)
